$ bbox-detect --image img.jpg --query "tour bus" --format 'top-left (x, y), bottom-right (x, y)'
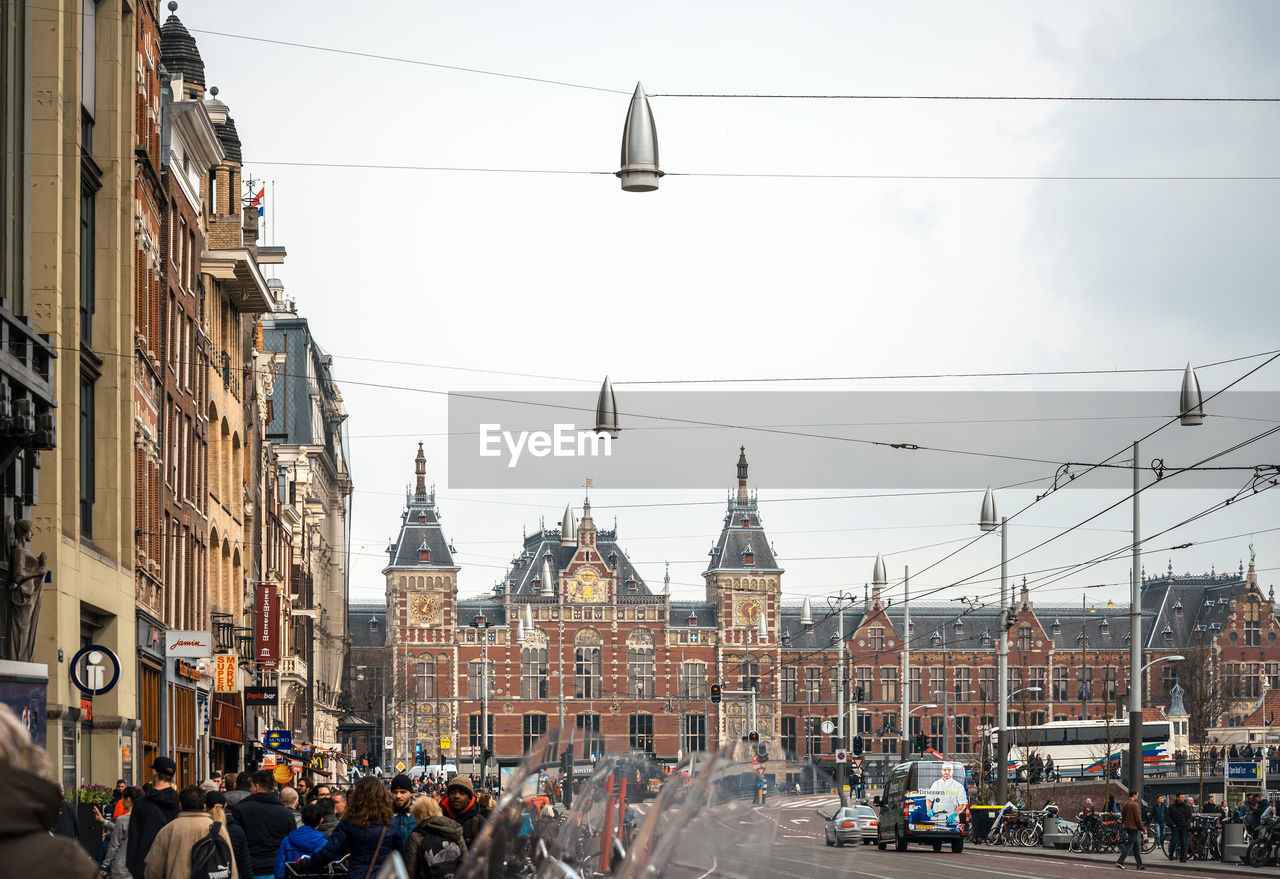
top-left (876, 758), bottom-right (968, 853)
top-left (993, 718), bottom-right (1179, 778)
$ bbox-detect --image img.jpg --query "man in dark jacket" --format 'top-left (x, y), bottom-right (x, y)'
top-left (232, 769), bottom-right (297, 878)
top-left (126, 756), bottom-right (181, 879)
top-left (439, 775), bottom-right (490, 847)
top-left (390, 774), bottom-right (417, 844)
top-left (1167, 792), bottom-right (1193, 862)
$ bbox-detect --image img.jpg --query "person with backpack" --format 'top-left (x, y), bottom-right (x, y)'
top-left (438, 776), bottom-right (490, 848)
top-left (273, 803), bottom-right (329, 879)
top-left (100, 785), bottom-right (142, 879)
top-left (144, 785), bottom-right (237, 879)
top-left (298, 776), bottom-right (402, 878)
top-left (128, 757), bottom-right (182, 879)
top-left (403, 796), bottom-right (465, 879)
top-left (207, 791), bottom-right (254, 879)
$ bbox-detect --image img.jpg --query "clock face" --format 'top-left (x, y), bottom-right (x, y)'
top-left (569, 569), bottom-right (603, 603)
top-left (409, 593), bottom-right (441, 626)
top-left (736, 596), bottom-right (763, 626)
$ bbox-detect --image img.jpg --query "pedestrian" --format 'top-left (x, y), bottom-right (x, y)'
top-left (144, 784), bottom-right (238, 879)
top-left (1149, 794), bottom-right (1167, 849)
top-left (51, 782), bottom-right (79, 838)
top-left (99, 785), bottom-right (142, 879)
top-left (201, 771), bottom-right (223, 793)
top-left (1106, 794), bottom-right (1119, 814)
top-left (225, 771), bottom-right (253, 808)
top-left (231, 768), bottom-right (297, 879)
top-left (403, 795), bottom-right (465, 879)
top-left (279, 785), bottom-right (302, 827)
top-left (107, 779), bottom-right (129, 819)
top-left (390, 773), bottom-right (418, 844)
top-left (316, 796), bottom-right (339, 837)
top-left (1203, 795), bottom-right (1222, 816)
top-left (273, 802), bottom-right (329, 879)
top-left (1115, 789), bottom-right (1147, 870)
top-left (438, 775), bottom-right (491, 848)
top-left (0, 703), bottom-right (97, 878)
top-left (222, 771), bottom-right (238, 793)
top-left (127, 756), bottom-right (181, 879)
top-left (207, 791), bottom-right (254, 879)
top-left (1167, 792), bottom-right (1192, 862)
top-left (297, 776), bottom-right (403, 877)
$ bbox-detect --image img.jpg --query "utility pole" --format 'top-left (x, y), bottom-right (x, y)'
top-left (1129, 439), bottom-right (1145, 803)
top-left (942, 622), bottom-right (950, 756)
top-left (997, 518), bottom-right (1009, 806)
top-left (901, 565), bottom-right (911, 760)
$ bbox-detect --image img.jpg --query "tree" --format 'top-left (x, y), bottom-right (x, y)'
top-left (1180, 631), bottom-right (1229, 804)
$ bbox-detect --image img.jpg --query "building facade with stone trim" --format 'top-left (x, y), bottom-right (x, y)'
top-left (378, 446), bottom-right (1278, 773)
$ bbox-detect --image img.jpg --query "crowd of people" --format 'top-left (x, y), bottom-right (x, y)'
top-left (0, 702), bottom-right (517, 879)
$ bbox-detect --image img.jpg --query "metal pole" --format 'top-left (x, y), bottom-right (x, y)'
top-left (1130, 439), bottom-right (1144, 802)
top-left (1082, 594), bottom-right (1089, 722)
top-left (997, 517), bottom-right (1009, 806)
top-left (837, 607), bottom-right (845, 742)
top-left (942, 623), bottom-right (950, 756)
top-left (481, 631), bottom-right (489, 786)
top-left (558, 602), bottom-right (565, 730)
top-left (902, 565), bottom-right (911, 760)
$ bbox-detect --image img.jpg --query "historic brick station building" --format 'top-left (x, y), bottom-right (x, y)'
top-left (373, 446), bottom-right (1277, 772)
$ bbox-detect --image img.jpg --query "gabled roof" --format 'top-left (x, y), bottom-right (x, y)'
top-left (382, 450), bottom-right (457, 572)
top-left (669, 600), bottom-right (717, 628)
top-left (502, 525), bottom-right (649, 596)
top-left (704, 449), bottom-right (784, 576)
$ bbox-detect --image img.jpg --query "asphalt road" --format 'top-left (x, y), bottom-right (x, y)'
top-left (651, 797), bottom-right (1256, 879)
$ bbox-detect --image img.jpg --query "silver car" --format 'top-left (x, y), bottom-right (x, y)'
top-left (826, 805), bottom-right (879, 847)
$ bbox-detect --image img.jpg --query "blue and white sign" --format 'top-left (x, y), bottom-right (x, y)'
top-left (263, 729), bottom-right (293, 751)
top-left (1227, 761), bottom-right (1262, 781)
top-left (69, 645), bottom-right (121, 696)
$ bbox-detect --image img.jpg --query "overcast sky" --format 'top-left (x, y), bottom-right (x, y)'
top-left (188, 1), bottom-right (1280, 614)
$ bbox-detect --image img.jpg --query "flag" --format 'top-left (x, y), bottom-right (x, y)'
top-left (251, 187), bottom-right (265, 217)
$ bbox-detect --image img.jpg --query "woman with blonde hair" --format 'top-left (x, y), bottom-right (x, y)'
top-left (405, 795), bottom-right (466, 879)
top-left (300, 776), bottom-right (401, 877)
top-left (0, 703), bottom-right (98, 877)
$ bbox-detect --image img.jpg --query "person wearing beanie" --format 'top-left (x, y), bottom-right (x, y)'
top-left (389, 773), bottom-right (417, 845)
top-left (439, 775), bottom-right (490, 847)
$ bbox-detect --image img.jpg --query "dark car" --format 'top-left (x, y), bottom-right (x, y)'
top-left (876, 759), bottom-right (968, 853)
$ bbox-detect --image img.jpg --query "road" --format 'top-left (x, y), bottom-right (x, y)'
top-left (649, 796), bottom-right (1252, 879)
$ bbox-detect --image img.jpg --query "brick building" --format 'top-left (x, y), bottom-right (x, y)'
top-left (378, 445), bottom-right (1277, 774)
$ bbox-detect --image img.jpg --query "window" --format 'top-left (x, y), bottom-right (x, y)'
top-left (1161, 664), bottom-right (1179, 698)
top-left (627, 629), bottom-right (655, 698)
top-left (683, 714), bottom-right (706, 754)
top-left (740, 655), bottom-right (759, 693)
top-left (977, 668), bottom-right (996, 703)
top-left (930, 715), bottom-right (946, 751)
top-left (468, 714), bottom-right (493, 750)
top-left (1052, 666), bottom-right (1069, 701)
top-left (1029, 666), bottom-right (1046, 700)
top-left (880, 667), bottom-right (899, 702)
top-left (856, 666), bottom-right (872, 702)
top-left (1017, 626), bottom-right (1033, 651)
top-left (574, 629), bottom-right (602, 698)
top-left (682, 661), bottom-right (706, 699)
top-left (780, 715), bottom-right (797, 754)
top-left (805, 667), bottom-right (822, 703)
top-left (1245, 600), bottom-right (1262, 646)
top-left (804, 715), bottom-right (821, 757)
top-left (80, 185), bottom-right (95, 347)
top-left (522, 714), bottom-right (547, 752)
top-left (466, 660), bottom-right (494, 699)
top-left (1100, 666), bottom-right (1117, 702)
top-left (910, 667), bottom-right (922, 702)
top-left (954, 667), bottom-right (970, 703)
top-left (576, 714), bottom-right (605, 757)
top-left (1078, 667), bottom-right (1093, 702)
top-left (869, 628), bottom-right (884, 651)
top-left (629, 713), bottom-right (653, 753)
top-left (521, 630), bottom-right (549, 699)
top-left (953, 716), bottom-right (972, 754)
top-left (780, 666), bottom-right (797, 702)
top-left (415, 658), bottom-right (436, 699)
top-left (79, 375), bottom-right (95, 537)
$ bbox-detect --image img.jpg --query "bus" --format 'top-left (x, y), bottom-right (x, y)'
top-left (991, 718), bottom-right (1180, 778)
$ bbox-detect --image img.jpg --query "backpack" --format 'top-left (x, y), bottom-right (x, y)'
top-left (190, 820), bottom-right (233, 879)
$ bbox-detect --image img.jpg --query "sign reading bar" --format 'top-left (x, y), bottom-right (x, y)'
top-left (255, 584), bottom-right (280, 668)
top-left (166, 630), bottom-right (213, 658)
top-left (245, 686), bottom-right (279, 707)
top-left (214, 655), bottom-right (238, 692)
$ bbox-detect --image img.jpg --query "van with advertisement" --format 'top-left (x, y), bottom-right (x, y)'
top-left (876, 758), bottom-right (968, 853)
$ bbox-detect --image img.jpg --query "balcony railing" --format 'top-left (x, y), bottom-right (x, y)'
top-left (279, 655), bottom-right (308, 681)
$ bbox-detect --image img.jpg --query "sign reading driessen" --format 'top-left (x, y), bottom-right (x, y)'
top-left (166, 630), bottom-right (212, 658)
top-left (255, 584), bottom-right (279, 668)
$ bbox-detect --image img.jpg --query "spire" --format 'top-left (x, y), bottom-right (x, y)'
top-left (414, 442), bottom-right (427, 499)
top-left (578, 496), bottom-right (597, 547)
top-left (160, 2), bottom-right (206, 99)
top-left (736, 446), bottom-right (749, 504)
top-left (664, 562), bottom-right (670, 597)
top-left (560, 504), bottom-right (576, 546)
top-left (800, 596), bottom-right (813, 628)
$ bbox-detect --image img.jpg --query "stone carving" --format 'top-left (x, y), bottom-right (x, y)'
top-left (7, 520), bottom-right (48, 662)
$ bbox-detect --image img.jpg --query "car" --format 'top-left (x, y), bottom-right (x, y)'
top-left (826, 805), bottom-right (878, 847)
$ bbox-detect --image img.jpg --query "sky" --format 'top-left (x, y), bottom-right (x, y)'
top-left (185, 1), bottom-right (1280, 615)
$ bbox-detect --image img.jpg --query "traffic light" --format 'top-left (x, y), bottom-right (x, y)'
top-left (748, 730), bottom-right (759, 745)
top-left (855, 686), bottom-right (865, 703)
top-left (415, 742), bottom-right (424, 765)
top-left (710, 684), bottom-right (722, 704)
top-left (852, 735), bottom-right (864, 756)
top-left (915, 733), bottom-right (928, 753)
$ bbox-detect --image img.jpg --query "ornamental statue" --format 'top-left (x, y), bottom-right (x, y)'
top-left (7, 519), bottom-right (48, 662)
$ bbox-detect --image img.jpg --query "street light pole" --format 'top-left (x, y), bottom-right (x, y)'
top-left (980, 488), bottom-right (1010, 805)
top-left (901, 565), bottom-right (911, 760)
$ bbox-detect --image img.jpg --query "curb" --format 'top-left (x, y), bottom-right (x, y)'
top-left (818, 805), bottom-right (838, 820)
top-left (993, 843), bottom-right (1260, 878)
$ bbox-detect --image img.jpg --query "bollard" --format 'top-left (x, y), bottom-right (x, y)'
top-left (1220, 821), bottom-right (1245, 863)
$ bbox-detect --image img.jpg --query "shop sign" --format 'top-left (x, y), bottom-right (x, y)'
top-left (255, 584), bottom-right (280, 667)
top-left (214, 655), bottom-right (238, 692)
top-left (166, 630), bottom-right (213, 658)
top-left (245, 686), bottom-right (279, 707)
top-left (70, 645), bottom-right (121, 696)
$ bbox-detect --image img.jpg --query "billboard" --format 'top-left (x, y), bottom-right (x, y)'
top-left (166, 630), bottom-right (212, 658)
top-left (0, 666), bottom-right (48, 749)
top-left (255, 583), bottom-right (279, 667)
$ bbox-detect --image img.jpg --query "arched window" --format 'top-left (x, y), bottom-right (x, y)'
top-left (521, 628), bottom-right (549, 698)
top-left (627, 628), bottom-right (655, 698)
top-left (574, 628), bottom-right (602, 698)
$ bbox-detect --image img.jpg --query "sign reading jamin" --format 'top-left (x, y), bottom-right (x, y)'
top-left (255, 583), bottom-right (279, 668)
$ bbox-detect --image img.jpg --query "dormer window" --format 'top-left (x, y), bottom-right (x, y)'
top-left (1174, 600), bottom-right (1184, 616)
top-left (418, 514), bottom-right (426, 524)
top-left (1162, 626), bottom-right (1174, 642)
top-left (532, 573), bottom-right (542, 592)
top-left (688, 611), bottom-right (698, 626)
top-left (742, 517), bottom-right (751, 528)
top-left (781, 629), bottom-right (791, 645)
top-left (931, 631), bottom-right (941, 647)
top-left (981, 629), bottom-right (993, 647)
top-left (742, 543), bottom-right (754, 566)
top-left (1099, 619), bottom-right (1109, 635)
top-left (626, 575), bottom-right (637, 590)
top-left (954, 619), bottom-right (963, 634)
top-left (370, 617), bottom-right (379, 634)
top-left (418, 540), bottom-right (430, 563)
top-left (1052, 618), bottom-right (1061, 635)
